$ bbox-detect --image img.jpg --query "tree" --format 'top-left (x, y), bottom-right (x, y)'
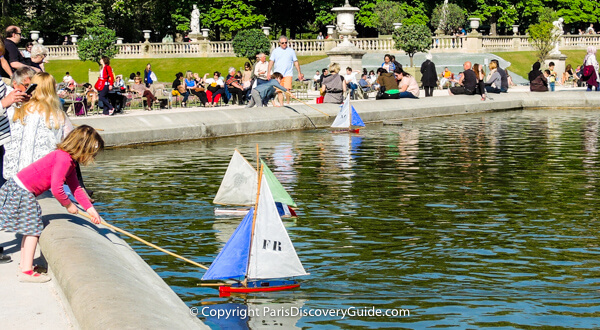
top-left (393, 24), bottom-right (432, 67)
top-left (232, 29), bottom-right (271, 63)
top-left (372, 0), bottom-right (406, 35)
top-left (77, 26), bottom-right (118, 65)
top-left (431, 3), bottom-right (465, 35)
top-left (204, 0), bottom-right (265, 40)
top-left (528, 21), bottom-right (554, 63)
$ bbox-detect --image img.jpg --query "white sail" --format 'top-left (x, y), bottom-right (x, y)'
top-left (247, 173), bottom-right (308, 280)
top-left (330, 94), bottom-right (351, 129)
top-left (213, 149), bottom-right (258, 206)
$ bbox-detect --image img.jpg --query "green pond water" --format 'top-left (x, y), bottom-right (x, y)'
top-left (85, 109), bottom-right (600, 329)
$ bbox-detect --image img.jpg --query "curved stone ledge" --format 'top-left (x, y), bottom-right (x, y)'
top-left (72, 92), bottom-right (600, 148)
top-left (38, 194), bottom-right (207, 329)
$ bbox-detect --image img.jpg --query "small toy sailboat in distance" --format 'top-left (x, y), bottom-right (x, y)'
top-left (203, 165), bottom-right (308, 294)
top-left (330, 93), bottom-right (365, 133)
top-left (213, 149), bottom-right (297, 217)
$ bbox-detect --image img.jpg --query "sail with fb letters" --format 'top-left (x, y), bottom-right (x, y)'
top-left (247, 173), bottom-right (308, 280)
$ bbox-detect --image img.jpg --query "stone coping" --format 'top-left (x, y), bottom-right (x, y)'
top-left (38, 194), bottom-right (208, 329)
top-left (71, 91), bottom-right (600, 148)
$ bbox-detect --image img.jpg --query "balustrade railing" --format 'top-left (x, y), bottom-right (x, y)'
top-left (41, 35), bottom-right (598, 60)
top-left (431, 36), bottom-right (464, 51)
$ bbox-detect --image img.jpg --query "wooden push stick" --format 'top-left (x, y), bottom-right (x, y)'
top-left (284, 91), bottom-right (330, 117)
top-left (77, 211), bottom-right (209, 270)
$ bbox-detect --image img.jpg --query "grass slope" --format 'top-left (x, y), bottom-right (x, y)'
top-left (494, 50), bottom-right (586, 79)
top-left (45, 56), bottom-right (326, 84)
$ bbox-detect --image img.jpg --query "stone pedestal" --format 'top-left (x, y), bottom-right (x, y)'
top-left (545, 53), bottom-right (567, 75)
top-left (464, 33), bottom-right (483, 53)
top-left (326, 37), bottom-right (366, 73)
top-left (188, 33), bottom-right (201, 42)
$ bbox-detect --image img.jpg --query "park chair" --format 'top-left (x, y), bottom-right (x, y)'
top-left (291, 80), bottom-right (309, 100)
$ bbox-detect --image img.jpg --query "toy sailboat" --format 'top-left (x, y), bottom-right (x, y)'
top-left (330, 93), bottom-right (365, 133)
top-left (203, 165), bottom-right (308, 294)
top-left (213, 149), bottom-right (297, 217)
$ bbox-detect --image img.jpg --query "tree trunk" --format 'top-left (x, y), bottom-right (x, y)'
top-left (409, 55), bottom-right (414, 67)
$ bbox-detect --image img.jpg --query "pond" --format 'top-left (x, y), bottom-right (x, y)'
top-left (85, 109), bottom-right (600, 329)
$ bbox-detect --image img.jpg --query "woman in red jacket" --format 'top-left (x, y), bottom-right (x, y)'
top-left (98, 56), bottom-right (115, 115)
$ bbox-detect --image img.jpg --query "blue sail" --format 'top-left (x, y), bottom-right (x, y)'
top-left (202, 208), bottom-right (254, 280)
top-left (350, 106), bottom-right (365, 127)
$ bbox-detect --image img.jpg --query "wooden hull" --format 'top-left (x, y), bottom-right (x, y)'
top-left (331, 128), bottom-right (360, 134)
top-left (219, 280), bottom-right (300, 296)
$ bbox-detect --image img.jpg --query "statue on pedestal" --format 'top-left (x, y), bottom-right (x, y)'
top-left (550, 17), bottom-right (564, 55)
top-left (190, 5), bottom-right (200, 35)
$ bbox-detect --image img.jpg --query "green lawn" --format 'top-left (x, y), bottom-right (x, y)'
top-left (494, 50), bottom-right (586, 79)
top-left (45, 56), bottom-right (327, 84)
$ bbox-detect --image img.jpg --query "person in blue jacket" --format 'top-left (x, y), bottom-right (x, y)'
top-left (246, 72), bottom-right (288, 108)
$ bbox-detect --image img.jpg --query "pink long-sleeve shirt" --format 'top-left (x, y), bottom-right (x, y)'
top-left (16, 149), bottom-right (93, 210)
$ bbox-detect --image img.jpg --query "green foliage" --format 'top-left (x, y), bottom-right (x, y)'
top-left (205, 0), bottom-right (265, 39)
top-left (373, 0), bottom-right (406, 35)
top-left (527, 22), bottom-right (555, 63)
top-left (402, 14), bottom-right (429, 26)
top-left (171, 11), bottom-right (191, 33)
top-left (232, 29), bottom-right (271, 63)
top-left (77, 26), bottom-right (118, 65)
top-left (393, 24), bottom-right (432, 67)
top-left (538, 8), bottom-right (557, 24)
top-left (431, 3), bottom-right (465, 35)
top-left (555, 0), bottom-right (600, 25)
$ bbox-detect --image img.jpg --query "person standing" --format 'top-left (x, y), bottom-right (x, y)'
top-left (98, 56), bottom-right (115, 115)
top-left (420, 53), bottom-right (437, 97)
top-left (2, 26), bottom-right (40, 79)
top-left (583, 46), bottom-right (599, 91)
top-left (254, 53), bottom-right (269, 86)
top-left (144, 63), bottom-right (154, 88)
top-left (267, 36), bottom-right (304, 105)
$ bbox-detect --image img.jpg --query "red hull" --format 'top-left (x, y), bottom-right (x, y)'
top-left (219, 283), bottom-right (300, 294)
top-left (331, 128), bottom-right (360, 134)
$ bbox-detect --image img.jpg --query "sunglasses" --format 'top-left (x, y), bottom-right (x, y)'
top-left (280, 42), bottom-right (288, 45)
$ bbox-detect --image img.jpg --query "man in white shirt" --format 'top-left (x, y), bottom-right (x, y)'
top-left (253, 53), bottom-right (269, 86)
top-left (267, 36), bottom-right (303, 105)
top-left (313, 70), bottom-right (321, 91)
top-left (344, 67), bottom-right (359, 99)
top-left (587, 23), bottom-right (596, 34)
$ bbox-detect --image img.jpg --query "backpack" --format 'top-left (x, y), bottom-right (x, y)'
top-left (582, 65), bottom-right (594, 81)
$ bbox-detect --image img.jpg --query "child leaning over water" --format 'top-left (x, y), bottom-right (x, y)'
top-left (246, 72), bottom-right (288, 108)
top-left (0, 125), bottom-right (104, 283)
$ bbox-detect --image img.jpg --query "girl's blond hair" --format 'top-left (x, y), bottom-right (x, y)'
top-left (57, 125), bottom-right (104, 165)
top-left (185, 70), bottom-right (193, 80)
top-left (12, 72), bottom-right (65, 129)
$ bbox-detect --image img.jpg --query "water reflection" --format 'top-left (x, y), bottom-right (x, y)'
top-left (86, 109), bottom-right (600, 329)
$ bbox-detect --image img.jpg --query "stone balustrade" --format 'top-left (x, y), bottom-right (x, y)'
top-left (41, 35), bottom-right (600, 61)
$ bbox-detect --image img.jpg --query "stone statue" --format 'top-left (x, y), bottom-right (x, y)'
top-left (190, 5), bottom-right (200, 35)
top-left (550, 17), bottom-right (564, 55)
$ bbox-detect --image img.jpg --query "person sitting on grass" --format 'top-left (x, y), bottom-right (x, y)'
top-left (246, 72), bottom-right (287, 108)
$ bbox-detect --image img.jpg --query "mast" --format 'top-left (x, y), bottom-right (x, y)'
top-left (244, 164), bottom-right (264, 286)
top-left (348, 96), bottom-right (352, 129)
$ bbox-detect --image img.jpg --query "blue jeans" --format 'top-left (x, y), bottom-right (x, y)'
top-left (549, 82), bottom-right (555, 91)
top-left (398, 91), bottom-right (418, 98)
top-left (485, 86), bottom-right (501, 93)
top-left (347, 83), bottom-right (357, 97)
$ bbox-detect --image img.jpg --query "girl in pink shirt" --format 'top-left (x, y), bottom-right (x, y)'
top-left (0, 125), bottom-right (104, 283)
